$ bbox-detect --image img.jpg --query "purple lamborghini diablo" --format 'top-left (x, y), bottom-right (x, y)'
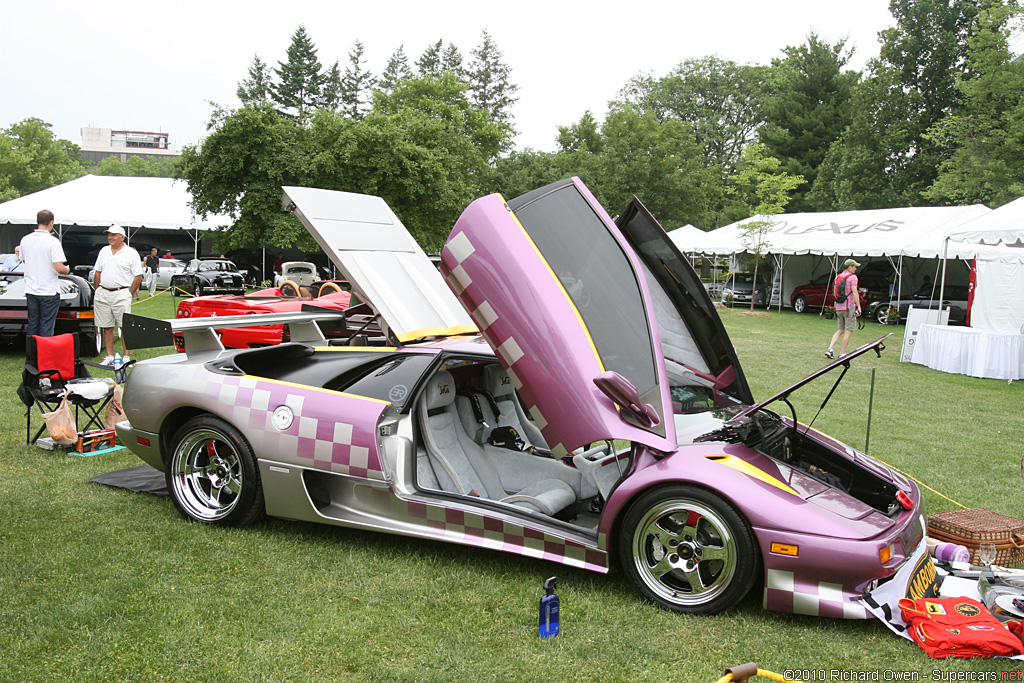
top-left (117, 178), bottom-right (924, 616)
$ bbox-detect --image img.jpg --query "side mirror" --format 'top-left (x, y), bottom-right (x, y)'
top-left (594, 371), bottom-right (660, 428)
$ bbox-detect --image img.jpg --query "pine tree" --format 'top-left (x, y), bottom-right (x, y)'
top-left (271, 25), bottom-right (326, 119)
top-left (237, 55), bottom-right (273, 106)
top-left (441, 43), bottom-right (465, 78)
top-left (379, 45), bottom-right (412, 94)
top-left (416, 39), bottom-right (443, 77)
top-left (468, 29), bottom-right (519, 126)
top-left (321, 61), bottom-right (343, 111)
top-left (340, 40), bottom-right (375, 119)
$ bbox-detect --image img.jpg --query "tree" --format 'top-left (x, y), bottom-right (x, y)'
top-left (556, 110), bottom-right (603, 154)
top-left (176, 104), bottom-right (310, 250)
top-left (620, 56), bottom-right (768, 176)
top-left (441, 44), bottom-right (465, 78)
top-left (92, 155), bottom-right (177, 178)
top-left (321, 61), bottom-right (343, 111)
top-left (599, 106), bottom-right (721, 229)
top-left (810, 0), bottom-right (1003, 209)
top-left (0, 118), bottom-right (85, 201)
top-left (271, 25), bottom-right (326, 119)
top-left (339, 40), bottom-right (374, 119)
top-left (759, 33), bottom-right (860, 212)
top-left (727, 144), bottom-right (804, 309)
top-left (236, 55), bottom-right (273, 106)
top-left (378, 45), bottom-right (412, 94)
top-left (416, 40), bottom-right (444, 77)
top-left (467, 28), bottom-right (519, 136)
top-left (925, 2), bottom-right (1024, 206)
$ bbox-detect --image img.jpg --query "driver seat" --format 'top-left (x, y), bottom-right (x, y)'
top-left (418, 371), bottom-right (574, 516)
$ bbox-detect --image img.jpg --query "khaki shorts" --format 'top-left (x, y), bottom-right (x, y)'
top-left (94, 287), bottom-right (132, 329)
top-left (836, 308), bottom-right (858, 331)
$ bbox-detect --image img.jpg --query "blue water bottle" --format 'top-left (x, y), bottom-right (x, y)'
top-left (539, 576), bottom-right (560, 639)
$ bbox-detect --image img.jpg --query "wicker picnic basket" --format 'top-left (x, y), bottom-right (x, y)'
top-left (927, 508), bottom-right (1024, 567)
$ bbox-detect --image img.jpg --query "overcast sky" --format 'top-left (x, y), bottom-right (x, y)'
top-left (3, 0), bottom-right (898, 154)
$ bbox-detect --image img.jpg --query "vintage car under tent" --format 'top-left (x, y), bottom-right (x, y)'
top-left (0, 175), bottom-right (233, 262)
top-left (668, 204), bottom-right (992, 311)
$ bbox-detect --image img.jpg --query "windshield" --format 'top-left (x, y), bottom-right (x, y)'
top-left (199, 261), bottom-right (237, 272)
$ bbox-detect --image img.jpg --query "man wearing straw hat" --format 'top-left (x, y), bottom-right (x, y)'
top-left (93, 225), bottom-right (142, 365)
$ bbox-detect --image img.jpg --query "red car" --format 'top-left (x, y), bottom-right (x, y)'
top-left (790, 272), bottom-right (888, 313)
top-left (174, 281), bottom-right (361, 351)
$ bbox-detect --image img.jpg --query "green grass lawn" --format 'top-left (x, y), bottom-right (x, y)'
top-left (1, 297), bottom-right (1022, 681)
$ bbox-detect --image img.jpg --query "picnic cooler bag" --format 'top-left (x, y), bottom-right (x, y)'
top-left (927, 508), bottom-right (1024, 566)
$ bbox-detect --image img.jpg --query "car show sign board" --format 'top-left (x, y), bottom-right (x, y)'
top-left (901, 305), bottom-right (950, 363)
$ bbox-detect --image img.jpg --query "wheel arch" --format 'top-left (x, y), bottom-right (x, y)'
top-left (159, 406), bottom-right (215, 464)
top-left (603, 477), bottom-right (764, 573)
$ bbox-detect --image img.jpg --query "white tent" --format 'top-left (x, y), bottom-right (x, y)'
top-left (669, 205), bottom-right (992, 308)
top-left (0, 175), bottom-right (233, 257)
top-left (945, 196), bottom-right (1024, 246)
top-left (670, 205), bottom-right (990, 258)
top-left (943, 201), bottom-right (1024, 334)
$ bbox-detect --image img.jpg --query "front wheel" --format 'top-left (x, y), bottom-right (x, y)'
top-left (167, 415), bottom-right (265, 527)
top-left (194, 285), bottom-right (203, 298)
top-left (619, 484), bottom-right (759, 615)
top-left (793, 295), bottom-right (807, 314)
top-left (874, 306), bottom-right (891, 325)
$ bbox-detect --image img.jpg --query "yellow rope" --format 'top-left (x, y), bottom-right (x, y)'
top-left (715, 669), bottom-right (799, 683)
top-left (870, 455), bottom-right (969, 510)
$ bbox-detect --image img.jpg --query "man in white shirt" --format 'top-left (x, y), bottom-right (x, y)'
top-left (19, 210), bottom-right (70, 343)
top-left (93, 225), bottom-right (143, 364)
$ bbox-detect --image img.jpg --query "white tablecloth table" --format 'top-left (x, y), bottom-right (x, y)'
top-left (911, 324), bottom-right (1024, 380)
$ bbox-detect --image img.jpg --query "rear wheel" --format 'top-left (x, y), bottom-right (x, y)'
top-left (167, 415), bottom-right (265, 527)
top-left (194, 285), bottom-right (203, 298)
top-left (619, 484), bottom-right (759, 615)
top-left (793, 295), bottom-right (807, 313)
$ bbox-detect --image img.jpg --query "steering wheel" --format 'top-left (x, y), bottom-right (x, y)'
top-left (278, 280), bottom-right (301, 298)
top-left (318, 281), bottom-right (343, 297)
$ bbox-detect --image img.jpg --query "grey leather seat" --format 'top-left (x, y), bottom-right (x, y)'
top-left (418, 370), bottom-right (575, 516)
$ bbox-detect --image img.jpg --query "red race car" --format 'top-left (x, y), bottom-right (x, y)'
top-left (174, 280), bottom-right (366, 351)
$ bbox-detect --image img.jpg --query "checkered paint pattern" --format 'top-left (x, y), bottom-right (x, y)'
top-left (764, 568), bottom-right (869, 619)
top-left (443, 230), bottom-right (572, 460)
top-left (188, 366), bottom-right (387, 481)
top-left (368, 487), bottom-right (609, 572)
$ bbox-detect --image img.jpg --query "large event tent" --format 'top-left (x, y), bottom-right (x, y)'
top-left (669, 205), bottom-right (992, 307)
top-left (944, 201), bottom-right (1024, 334)
top-left (0, 175), bottom-right (233, 258)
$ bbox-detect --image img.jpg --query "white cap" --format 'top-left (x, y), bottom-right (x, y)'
top-left (105, 225), bottom-right (126, 236)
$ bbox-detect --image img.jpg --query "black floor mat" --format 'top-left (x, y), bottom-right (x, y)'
top-left (87, 465), bottom-right (168, 497)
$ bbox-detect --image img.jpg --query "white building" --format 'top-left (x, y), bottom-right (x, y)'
top-left (80, 126), bottom-right (180, 164)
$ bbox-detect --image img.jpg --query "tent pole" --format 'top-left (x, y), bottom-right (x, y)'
top-left (939, 236), bottom-right (949, 317)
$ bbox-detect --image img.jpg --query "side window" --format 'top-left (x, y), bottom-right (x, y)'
top-left (339, 354), bottom-right (435, 410)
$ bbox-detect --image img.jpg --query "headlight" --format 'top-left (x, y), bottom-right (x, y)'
top-left (723, 288), bottom-right (733, 297)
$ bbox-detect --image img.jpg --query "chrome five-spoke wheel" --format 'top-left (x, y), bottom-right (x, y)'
top-left (168, 416), bottom-right (264, 527)
top-left (620, 485), bottom-right (758, 615)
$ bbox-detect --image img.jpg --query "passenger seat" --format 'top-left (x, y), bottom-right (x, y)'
top-left (418, 371), bottom-right (575, 516)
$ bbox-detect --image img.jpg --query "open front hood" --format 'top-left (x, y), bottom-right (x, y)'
top-left (282, 186), bottom-right (477, 343)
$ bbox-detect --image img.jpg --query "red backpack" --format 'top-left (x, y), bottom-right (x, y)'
top-left (833, 273), bottom-right (852, 304)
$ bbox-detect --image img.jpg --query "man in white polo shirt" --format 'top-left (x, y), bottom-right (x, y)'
top-left (20, 209), bottom-right (70, 345)
top-left (93, 225), bottom-right (143, 364)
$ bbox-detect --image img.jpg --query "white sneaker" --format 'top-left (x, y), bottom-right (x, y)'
top-left (101, 355), bottom-right (115, 366)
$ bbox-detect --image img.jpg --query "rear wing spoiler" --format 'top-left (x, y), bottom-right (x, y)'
top-left (122, 307), bottom-right (347, 354)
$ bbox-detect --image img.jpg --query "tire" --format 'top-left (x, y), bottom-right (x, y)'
top-left (167, 415), bottom-right (265, 527)
top-left (874, 306), bottom-right (889, 325)
top-left (793, 295), bottom-right (807, 314)
top-left (194, 285), bottom-right (203, 298)
top-left (619, 484), bottom-right (759, 615)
